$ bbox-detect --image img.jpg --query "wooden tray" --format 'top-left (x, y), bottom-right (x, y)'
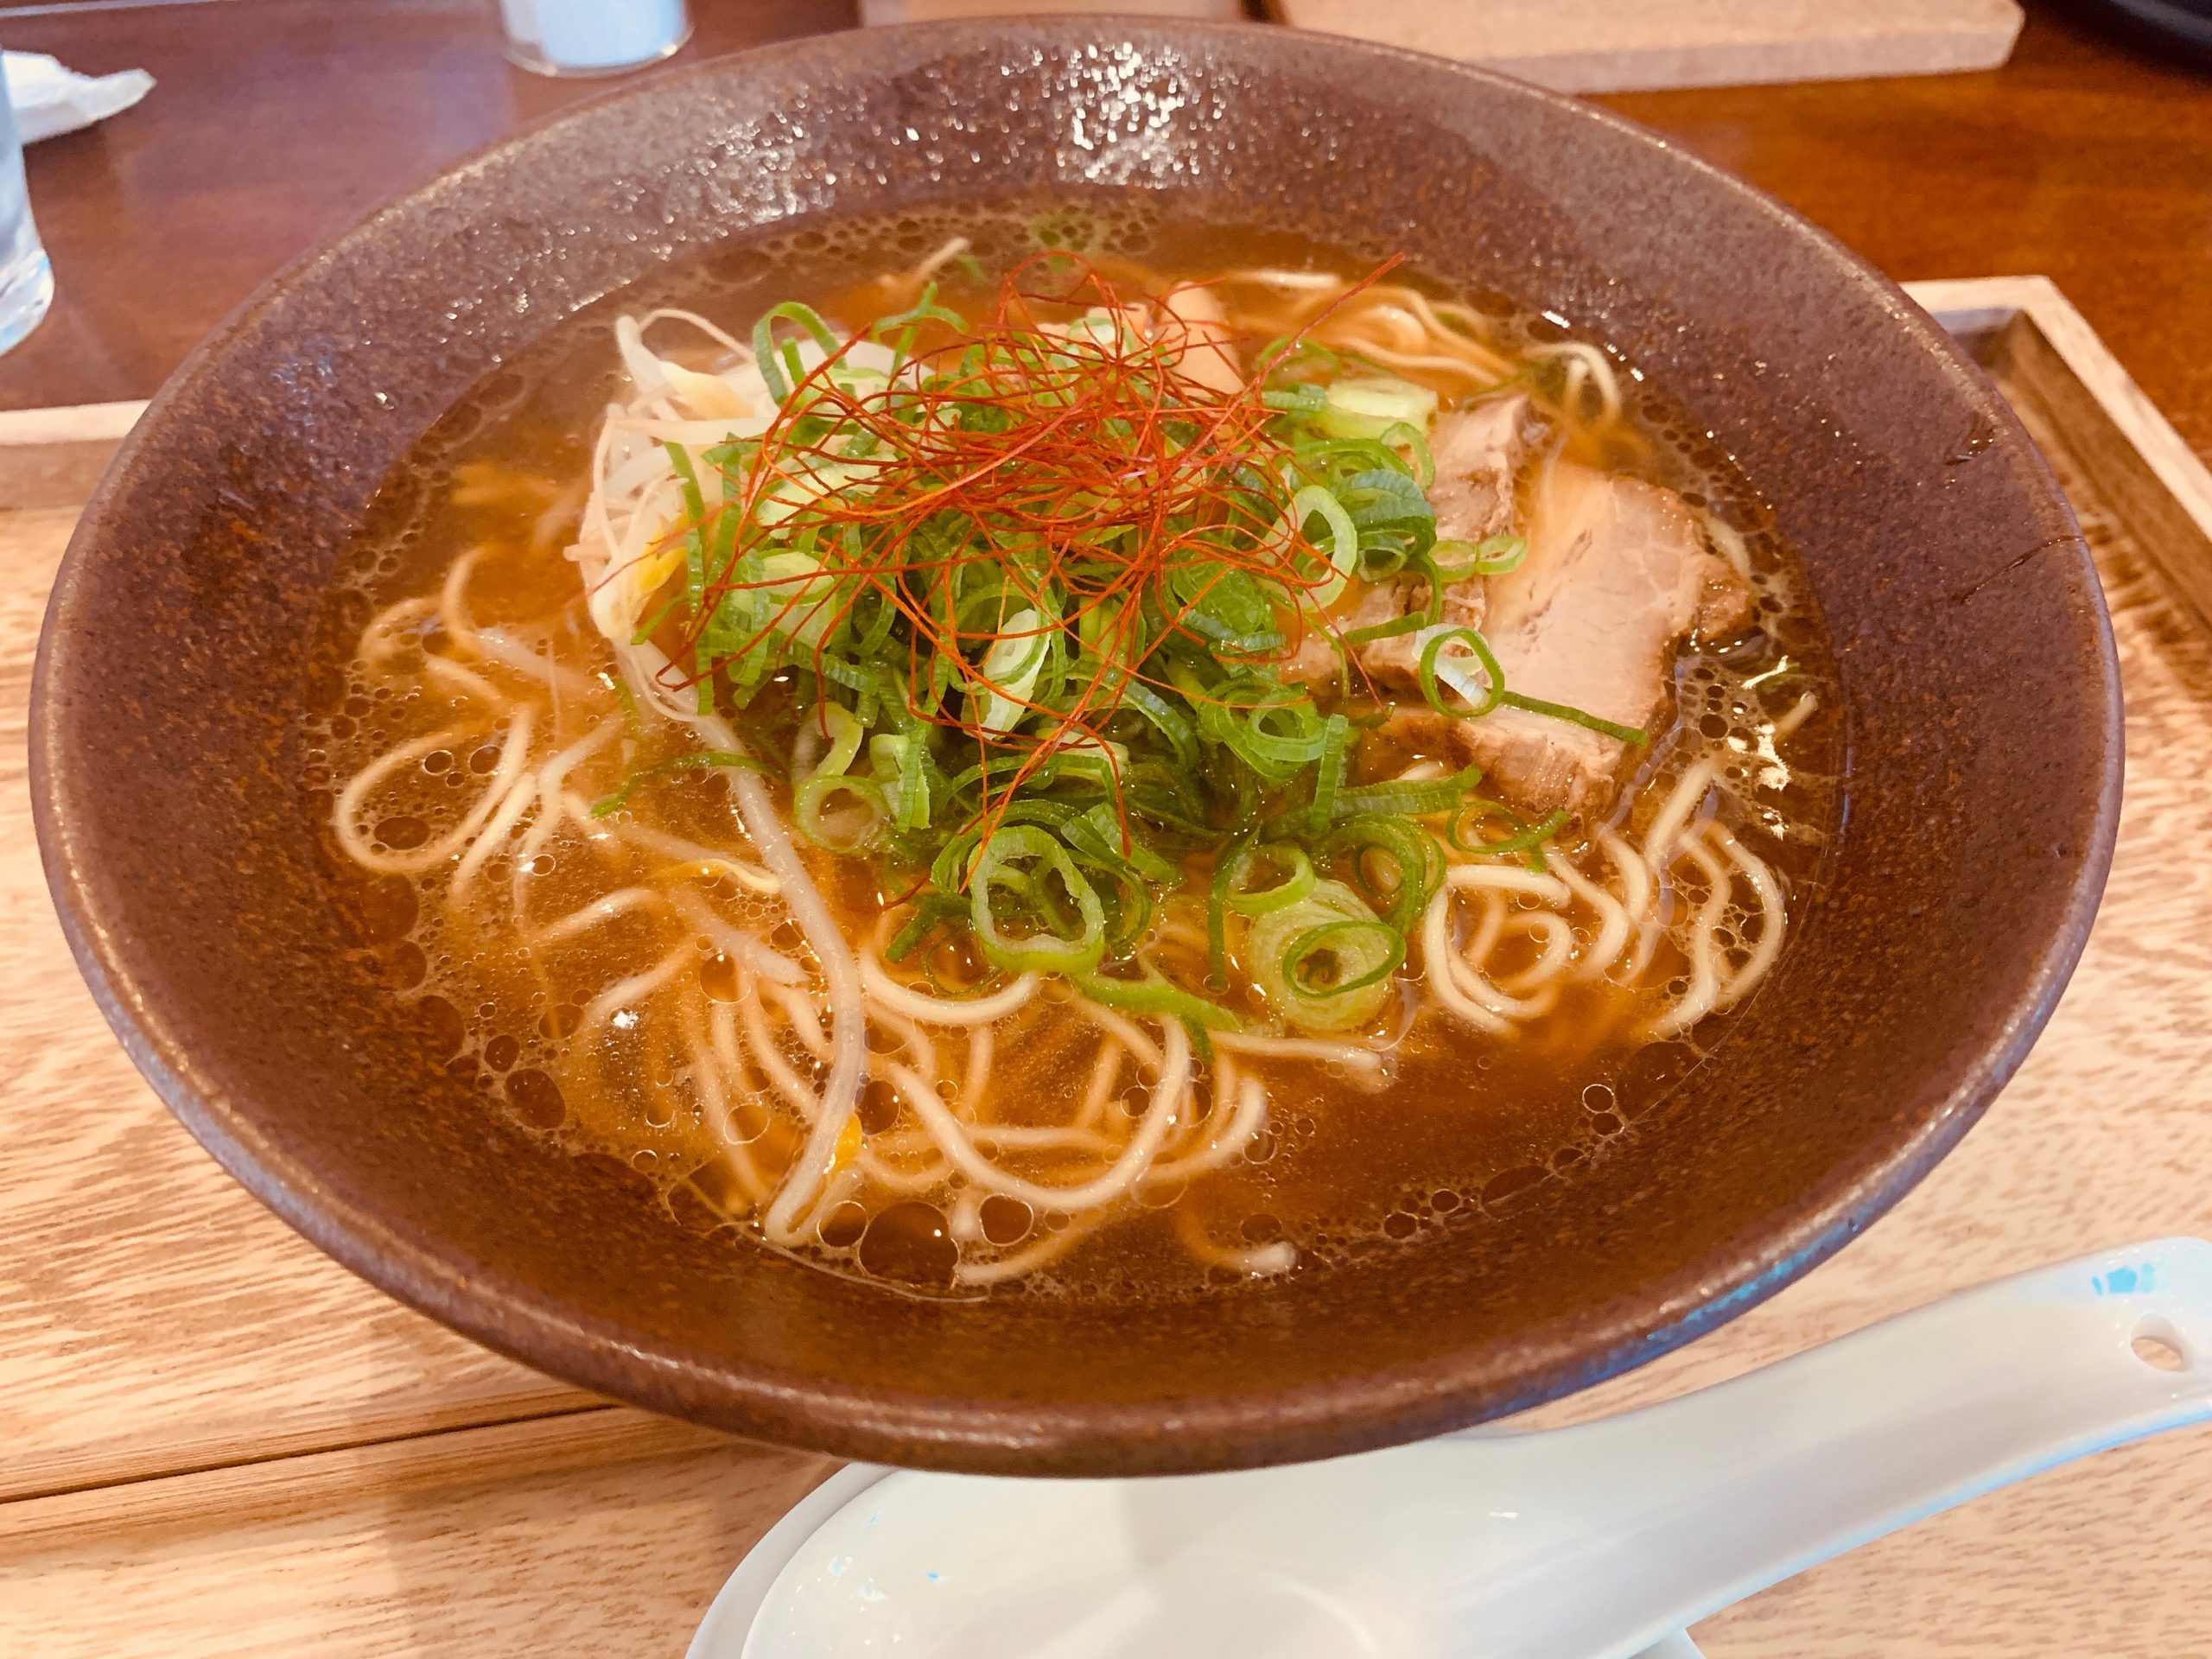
top-left (1266, 0), bottom-right (2024, 94)
top-left (4, 276), bottom-right (2209, 1656)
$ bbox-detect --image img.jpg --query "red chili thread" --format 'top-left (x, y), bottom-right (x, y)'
top-left (632, 253), bottom-right (1402, 852)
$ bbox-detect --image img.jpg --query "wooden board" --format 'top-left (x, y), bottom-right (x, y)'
top-left (0, 1414), bottom-right (836, 1658)
top-left (1269, 0), bottom-right (2024, 94)
top-left (1912, 276), bottom-right (2212, 633)
top-left (0, 403), bottom-right (598, 1507)
top-left (2, 277), bottom-right (2209, 1654)
top-left (861, 0), bottom-right (1240, 22)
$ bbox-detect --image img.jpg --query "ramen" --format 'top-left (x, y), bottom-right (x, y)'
top-left (308, 207), bottom-right (1837, 1299)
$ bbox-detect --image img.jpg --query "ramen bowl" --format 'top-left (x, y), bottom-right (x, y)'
top-left (31, 21), bottom-right (2118, 1474)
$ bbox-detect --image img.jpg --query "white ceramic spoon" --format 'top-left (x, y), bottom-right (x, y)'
top-left (690, 1238), bottom-right (2212, 1659)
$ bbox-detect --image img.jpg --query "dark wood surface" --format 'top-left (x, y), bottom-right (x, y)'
top-left (1, 0), bottom-right (2204, 465)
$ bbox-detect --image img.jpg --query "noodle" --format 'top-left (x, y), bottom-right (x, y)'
top-left (884, 1021), bottom-right (1191, 1212)
top-left (861, 952), bottom-right (1039, 1025)
top-left (318, 223), bottom-right (1827, 1297)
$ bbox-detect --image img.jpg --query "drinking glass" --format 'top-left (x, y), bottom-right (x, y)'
top-left (499, 0), bottom-right (691, 78)
top-left (0, 69), bottom-right (54, 354)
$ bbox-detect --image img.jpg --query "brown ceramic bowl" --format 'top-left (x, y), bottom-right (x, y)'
top-left (32, 21), bottom-right (2118, 1475)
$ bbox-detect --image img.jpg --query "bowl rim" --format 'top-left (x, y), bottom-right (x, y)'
top-left (32, 16), bottom-right (2123, 1473)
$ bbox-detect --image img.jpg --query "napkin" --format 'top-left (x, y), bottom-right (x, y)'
top-left (5, 51), bottom-right (153, 143)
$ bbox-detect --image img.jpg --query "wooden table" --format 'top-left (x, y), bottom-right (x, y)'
top-left (4, 0), bottom-right (2209, 454)
top-left (5, 3), bottom-right (2212, 1654)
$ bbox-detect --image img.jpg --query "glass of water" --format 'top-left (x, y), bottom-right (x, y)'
top-left (0, 68), bottom-right (53, 354)
top-left (499, 0), bottom-right (691, 78)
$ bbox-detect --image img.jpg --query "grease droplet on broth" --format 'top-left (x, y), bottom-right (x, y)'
top-left (506, 1068), bottom-right (566, 1129)
top-left (859, 1202), bottom-right (959, 1290)
top-left (980, 1195), bottom-right (1033, 1246)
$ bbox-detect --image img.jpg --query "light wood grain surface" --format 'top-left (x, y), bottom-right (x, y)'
top-left (3, 281), bottom-right (2210, 1654)
top-left (1911, 276), bottom-right (2212, 637)
top-left (0, 461), bottom-right (595, 1508)
top-left (861, 0), bottom-right (1239, 21)
top-left (1270, 0), bottom-right (2024, 94)
top-left (0, 1414), bottom-right (835, 1657)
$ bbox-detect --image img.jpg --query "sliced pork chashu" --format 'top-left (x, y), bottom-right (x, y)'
top-left (1426, 394), bottom-right (1532, 546)
top-left (1445, 460), bottom-right (1754, 817)
top-left (1276, 394), bottom-right (1535, 689)
top-left (1357, 394), bottom-right (1534, 686)
top-left (1276, 580), bottom-right (1401, 686)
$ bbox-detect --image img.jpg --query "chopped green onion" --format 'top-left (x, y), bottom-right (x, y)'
top-left (609, 675), bottom-right (644, 742)
top-left (1451, 800), bottom-right (1570, 864)
top-left (751, 301), bottom-right (842, 404)
top-left (1285, 918), bottom-right (1406, 998)
top-left (1319, 377), bottom-right (1439, 441)
top-left (1081, 963), bottom-right (1233, 1061)
top-left (1084, 861), bottom-right (1157, 957)
top-left (1416, 626), bottom-right (1506, 719)
top-left (664, 442), bottom-right (708, 522)
top-left (588, 750), bottom-right (772, 819)
top-left (1220, 842), bottom-right (1317, 915)
top-left (1293, 484), bottom-right (1358, 606)
top-left (1317, 814), bottom-right (1440, 933)
top-left (804, 701), bottom-right (866, 782)
top-left (795, 773), bottom-right (889, 853)
top-left (1376, 420), bottom-right (1435, 488)
top-left (969, 825), bottom-right (1108, 977)
top-left (1206, 827), bottom-right (1256, 991)
top-left (1313, 713), bottom-right (1351, 819)
top-left (1417, 626), bottom-right (1644, 742)
top-left (622, 268), bottom-right (1667, 1031)
top-left (1246, 880), bottom-right (1398, 1033)
top-left (1078, 967), bottom-right (1243, 1030)
top-left (1431, 533), bottom-right (1527, 579)
top-left (887, 893), bottom-right (971, 962)
top-left (975, 606), bottom-right (1051, 733)
top-left (1332, 760), bottom-right (1483, 820)
top-left (1498, 692), bottom-right (1649, 746)
top-left (1263, 383), bottom-right (1327, 417)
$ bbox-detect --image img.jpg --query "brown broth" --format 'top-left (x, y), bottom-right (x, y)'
top-left (304, 200), bottom-right (1842, 1301)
